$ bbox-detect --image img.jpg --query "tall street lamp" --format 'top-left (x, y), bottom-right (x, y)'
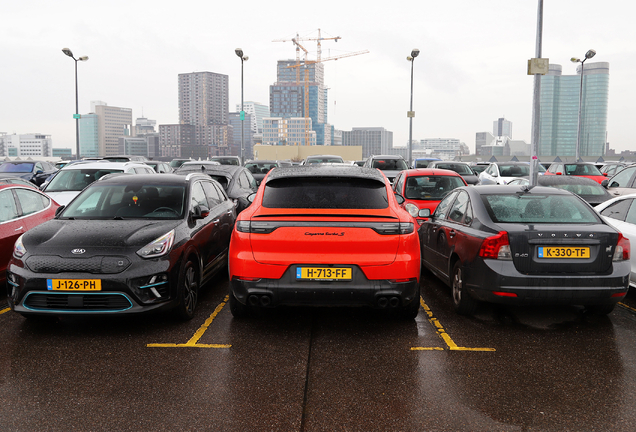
top-left (62, 48), bottom-right (88, 160)
top-left (407, 48), bottom-right (420, 168)
top-left (571, 49), bottom-right (596, 161)
top-left (235, 48), bottom-right (248, 164)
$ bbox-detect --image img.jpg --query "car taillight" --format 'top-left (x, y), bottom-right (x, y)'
top-left (479, 231), bottom-right (512, 260)
top-left (613, 233), bottom-right (630, 262)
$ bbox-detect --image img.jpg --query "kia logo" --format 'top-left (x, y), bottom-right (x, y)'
top-left (71, 248), bottom-right (86, 254)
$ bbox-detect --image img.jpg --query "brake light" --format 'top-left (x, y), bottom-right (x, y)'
top-left (613, 233), bottom-right (630, 262)
top-left (479, 231), bottom-right (512, 260)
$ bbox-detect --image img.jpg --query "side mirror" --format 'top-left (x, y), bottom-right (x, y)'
top-left (36, 170), bottom-right (43, 175)
top-left (247, 193), bottom-right (256, 203)
top-left (192, 205), bottom-right (210, 220)
top-left (394, 193), bottom-right (405, 205)
top-left (54, 205), bottom-right (65, 218)
top-left (601, 179), bottom-right (609, 188)
top-left (603, 172), bottom-right (608, 176)
top-left (418, 208), bottom-right (431, 218)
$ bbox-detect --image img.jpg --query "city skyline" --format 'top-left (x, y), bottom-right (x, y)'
top-left (2, 1), bottom-right (635, 155)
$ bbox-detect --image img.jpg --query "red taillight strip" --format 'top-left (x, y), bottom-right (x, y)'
top-left (493, 291), bottom-right (518, 298)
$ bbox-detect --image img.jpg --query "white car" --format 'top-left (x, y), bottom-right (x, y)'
top-left (41, 161), bottom-right (156, 206)
top-left (595, 193), bottom-right (636, 287)
top-left (478, 162), bottom-right (545, 185)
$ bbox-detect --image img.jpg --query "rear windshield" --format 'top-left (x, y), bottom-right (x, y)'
top-left (211, 158), bottom-right (240, 166)
top-left (263, 177), bottom-right (388, 209)
top-left (306, 157), bottom-right (344, 164)
top-left (549, 183), bottom-right (606, 196)
top-left (62, 184), bottom-right (185, 219)
top-left (404, 175), bottom-right (465, 200)
top-left (482, 194), bottom-right (600, 224)
top-left (246, 162), bottom-right (278, 174)
top-left (45, 169), bottom-right (125, 192)
top-left (414, 160), bottom-right (436, 168)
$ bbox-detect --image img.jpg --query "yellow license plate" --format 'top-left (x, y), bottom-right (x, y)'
top-left (296, 267), bottom-right (352, 280)
top-left (47, 279), bottom-right (102, 291)
top-left (537, 247), bottom-right (590, 259)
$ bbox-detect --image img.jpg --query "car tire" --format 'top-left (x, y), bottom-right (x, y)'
top-left (451, 261), bottom-right (478, 315)
top-left (174, 260), bottom-right (199, 321)
top-left (585, 304), bottom-right (615, 315)
top-left (229, 291), bottom-right (253, 318)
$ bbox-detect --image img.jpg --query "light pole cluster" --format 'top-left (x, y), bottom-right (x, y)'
top-left (235, 48), bottom-right (248, 164)
top-left (62, 48), bottom-right (88, 160)
top-left (571, 49), bottom-right (596, 162)
top-left (407, 49), bottom-right (420, 168)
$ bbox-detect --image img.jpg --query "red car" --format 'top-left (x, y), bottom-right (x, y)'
top-left (228, 165), bottom-right (421, 319)
top-left (392, 168), bottom-right (467, 224)
top-left (544, 162), bottom-right (607, 184)
top-left (0, 184), bottom-right (59, 283)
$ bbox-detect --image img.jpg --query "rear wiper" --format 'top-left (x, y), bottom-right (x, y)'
top-left (113, 216), bottom-right (124, 220)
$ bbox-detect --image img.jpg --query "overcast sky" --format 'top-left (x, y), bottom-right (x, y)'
top-left (2, 0), bottom-right (634, 154)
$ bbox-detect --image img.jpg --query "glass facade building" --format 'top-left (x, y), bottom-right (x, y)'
top-left (79, 114), bottom-right (99, 157)
top-left (539, 62), bottom-right (609, 157)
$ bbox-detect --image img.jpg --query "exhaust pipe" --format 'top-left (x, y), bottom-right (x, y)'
top-left (377, 297), bottom-right (389, 308)
top-left (260, 295), bottom-right (271, 307)
top-left (248, 295), bottom-right (260, 306)
top-left (389, 297), bottom-right (400, 308)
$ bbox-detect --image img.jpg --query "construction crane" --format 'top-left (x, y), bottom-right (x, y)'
top-left (273, 30), bottom-right (368, 145)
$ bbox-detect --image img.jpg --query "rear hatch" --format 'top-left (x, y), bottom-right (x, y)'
top-left (507, 225), bottom-right (617, 274)
top-left (249, 210), bottom-right (401, 266)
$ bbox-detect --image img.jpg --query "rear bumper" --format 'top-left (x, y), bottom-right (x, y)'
top-left (230, 266), bottom-right (419, 309)
top-left (465, 259), bottom-right (630, 305)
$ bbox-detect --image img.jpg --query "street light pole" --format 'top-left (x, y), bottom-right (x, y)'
top-left (407, 48), bottom-right (419, 168)
top-left (235, 48), bottom-right (248, 164)
top-left (571, 49), bottom-right (596, 162)
top-left (62, 48), bottom-right (88, 160)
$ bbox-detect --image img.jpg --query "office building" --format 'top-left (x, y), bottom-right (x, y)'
top-left (79, 102), bottom-right (133, 157)
top-left (417, 138), bottom-right (469, 159)
top-left (342, 127), bottom-right (392, 158)
top-left (493, 118), bottom-right (512, 138)
top-left (475, 132), bottom-right (495, 156)
top-left (0, 133), bottom-right (53, 157)
top-left (79, 113), bottom-right (99, 157)
top-left (539, 62), bottom-right (609, 157)
top-left (229, 112), bottom-right (254, 159)
top-left (135, 117), bottom-right (157, 136)
top-left (235, 101), bottom-right (270, 134)
top-left (159, 124), bottom-right (195, 158)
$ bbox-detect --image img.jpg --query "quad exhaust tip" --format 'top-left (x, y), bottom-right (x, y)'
top-left (248, 294), bottom-right (272, 307)
top-left (377, 296), bottom-right (401, 308)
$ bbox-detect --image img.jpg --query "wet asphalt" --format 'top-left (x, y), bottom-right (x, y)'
top-left (2, 272), bottom-right (636, 431)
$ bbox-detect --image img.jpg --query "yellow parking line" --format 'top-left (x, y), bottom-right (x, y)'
top-left (619, 302), bottom-right (636, 313)
top-left (147, 295), bottom-right (231, 349)
top-left (410, 297), bottom-right (496, 352)
top-left (0, 307), bottom-right (10, 315)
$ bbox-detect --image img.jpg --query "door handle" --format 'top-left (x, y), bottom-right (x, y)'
top-left (213, 219), bottom-right (220, 224)
top-left (449, 230), bottom-right (456, 238)
top-left (15, 226), bottom-right (23, 231)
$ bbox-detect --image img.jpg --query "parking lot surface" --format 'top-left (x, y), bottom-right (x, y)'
top-left (3, 272), bottom-right (636, 431)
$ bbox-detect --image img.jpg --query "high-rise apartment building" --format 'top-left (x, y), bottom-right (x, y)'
top-left (269, 61), bottom-right (331, 145)
top-left (342, 127), bottom-right (393, 158)
top-left (539, 62), bottom-right (609, 157)
top-left (493, 118), bottom-right (512, 138)
top-left (263, 117), bottom-right (317, 146)
top-left (159, 124), bottom-right (195, 158)
top-left (178, 72), bottom-right (231, 155)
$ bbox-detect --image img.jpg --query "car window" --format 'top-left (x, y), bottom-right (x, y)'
top-left (15, 188), bottom-right (48, 216)
top-left (394, 173), bottom-right (404, 193)
top-left (0, 190), bottom-right (19, 222)
top-left (498, 164), bottom-right (529, 177)
top-left (201, 181), bottom-right (223, 207)
top-left (238, 171), bottom-right (251, 189)
top-left (263, 177), bottom-right (388, 209)
top-left (483, 194), bottom-right (600, 223)
top-left (464, 203), bottom-right (474, 225)
top-left (213, 183), bottom-right (228, 201)
top-left (45, 169), bottom-right (125, 192)
top-left (550, 183), bottom-right (606, 196)
top-left (435, 163), bottom-right (473, 175)
top-left (245, 170), bottom-right (257, 189)
top-left (372, 158), bottom-right (408, 171)
top-left (447, 191), bottom-right (469, 223)
top-left (609, 167), bottom-right (636, 188)
top-left (486, 165), bottom-right (496, 176)
top-left (600, 199), bottom-right (632, 222)
top-left (190, 182), bottom-right (208, 209)
top-left (434, 191), bottom-right (458, 220)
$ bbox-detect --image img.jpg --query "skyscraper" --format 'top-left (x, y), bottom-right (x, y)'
top-left (539, 62), bottom-right (609, 157)
top-left (493, 118), bottom-right (512, 138)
